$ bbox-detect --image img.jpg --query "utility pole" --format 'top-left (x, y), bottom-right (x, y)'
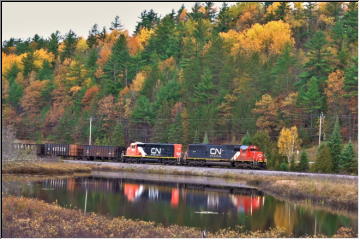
top-left (89, 117), bottom-right (92, 145)
top-left (318, 112), bottom-right (324, 146)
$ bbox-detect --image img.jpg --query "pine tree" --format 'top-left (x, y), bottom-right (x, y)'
top-left (241, 132), bottom-right (252, 145)
top-left (300, 76), bottom-right (323, 114)
top-left (344, 56), bottom-right (358, 98)
top-left (193, 129), bottom-right (200, 143)
top-left (103, 34), bottom-right (132, 95)
top-left (215, 2), bottom-right (231, 32)
top-left (48, 31), bottom-right (61, 56)
top-left (298, 31), bottom-right (332, 90)
top-left (202, 131), bottom-right (209, 144)
top-left (87, 24), bottom-right (100, 48)
top-left (339, 142), bottom-right (356, 174)
top-left (38, 60), bottom-right (53, 81)
top-left (275, 2), bottom-right (291, 20)
top-left (298, 151), bottom-right (309, 172)
top-left (134, 9), bottom-right (160, 34)
top-left (110, 16), bottom-right (123, 31)
top-left (6, 64), bottom-right (23, 109)
top-left (22, 51), bottom-right (36, 77)
top-left (314, 142), bottom-right (333, 173)
top-left (61, 30), bottom-right (78, 61)
top-left (328, 117), bottom-right (342, 173)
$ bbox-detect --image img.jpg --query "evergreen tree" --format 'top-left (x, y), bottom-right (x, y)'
top-left (15, 39), bottom-right (31, 54)
top-left (48, 31), bottom-right (61, 57)
top-left (289, 156), bottom-right (296, 171)
top-left (87, 24), bottom-right (100, 48)
top-left (110, 16), bottom-right (123, 31)
top-left (342, 2), bottom-right (358, 43)
top-left (271, 46), bottom-right (297, 94)
top-left (37, 60), bottom-right (53, 81)
top-left (61, 30), bottom-right (78, 61)
top-left (22, 51), bottom-right (36, 77)
top-left (142, 14), bottom-right (179, 62)
top-left (202, 131), bottom-right (209, 144)
top-left (86, 48), bottom-right (98, 80)
top-left (132, 96), bottom-right (154, 124)
top-left (193, 129), bottom-right (200, 143)
top-left (168, 113), bottom-right (183, 143)
top-left (215, 2), bottom-right (231, 32)
top-left (300, 76), bottom-right (323, 114)
top-left (344, 56), bottom-right (358, 98)
top-left (328, 117), bottom-right (342, 173)
top-left (134, 9), bottom-right (160, 34)
top-left (275, 2), bottom-right (291, 20)
top-left (241, 132), bottom-right (252, 145)
top-left (99, 26), bottom-right (107, 41)
top-left (102, 34), bottom-right (132, 95)
top-left (314, 142), bottom-right (333, 173)
top-left (339, 142), bottom-right (356, 174)
top-left (204, 2), bottom-right (216, 22)
top-left (298, 31), bottom-right (332, 89)
top-left (188, 2), bottom-right (204, 21)
top-left (279, 161), bottom-right (289, 171)
top-left (298, 151), bottom-right (309, 172)
top-left (6, 64), bottom-right (23, 109)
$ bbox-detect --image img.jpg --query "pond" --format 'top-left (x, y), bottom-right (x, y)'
top-left (3, 172), bottom-right (357, 237)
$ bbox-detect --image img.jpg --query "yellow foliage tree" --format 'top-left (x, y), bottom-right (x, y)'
top-left (2, 52), bottom-right (26, 74)
top-left (129, 71), bottom-right (146, 92)
top-left (137, 28), bottom-right (154, 48)
top-left (33, 49), bottom-right (55, 68)
top-left (277, 126), bottom-right (301, 163)
top-left (76, 38), bottom-right (89, 52)
top-left (220, 20), bottom-right (294, 58)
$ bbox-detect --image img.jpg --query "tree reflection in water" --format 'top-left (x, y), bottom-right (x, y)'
top-left (4, 176), bottom-right (356, 236)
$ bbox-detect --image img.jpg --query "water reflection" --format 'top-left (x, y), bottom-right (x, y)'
top-left (3, 176), bottom-right (357, 236)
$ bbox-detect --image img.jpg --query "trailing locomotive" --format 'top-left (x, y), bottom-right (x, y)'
top-left (12, 141), bottom-right (266, 169)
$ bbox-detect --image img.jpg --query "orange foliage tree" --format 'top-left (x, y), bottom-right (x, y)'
top-left (325, 70), bottom-right (346, 115)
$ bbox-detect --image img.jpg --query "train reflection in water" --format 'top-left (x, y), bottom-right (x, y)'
top-left (5, 175), bottom-right (356, 236)
top-left (40, 177), bottom-right (264, 215)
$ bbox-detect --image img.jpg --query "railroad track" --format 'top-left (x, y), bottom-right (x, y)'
top-left (65, 160), bottom-right (358, 181)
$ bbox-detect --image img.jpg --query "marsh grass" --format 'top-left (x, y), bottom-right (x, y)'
top-left (2, 196), bottom-right (356, 238)
top-left (2, 161), bottom-right (92, 175)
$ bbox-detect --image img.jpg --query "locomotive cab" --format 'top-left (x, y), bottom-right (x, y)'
top-left (125, 142), bottom-right (145, 157)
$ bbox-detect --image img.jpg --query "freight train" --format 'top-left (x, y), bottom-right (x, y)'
top-left (12, 141), bottom-right (267, 169)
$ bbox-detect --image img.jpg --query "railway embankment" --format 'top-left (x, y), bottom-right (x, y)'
top-left (66, 160), bottom-right (358, 212)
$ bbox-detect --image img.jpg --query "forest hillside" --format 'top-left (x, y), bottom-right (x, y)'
top-left (2, 2), bottom-right (358, 171)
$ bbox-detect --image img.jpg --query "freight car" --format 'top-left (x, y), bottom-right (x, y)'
top-left (123, 142), bottom-right (182, 164)
top-left (14, 143), bottom-right (125, 161)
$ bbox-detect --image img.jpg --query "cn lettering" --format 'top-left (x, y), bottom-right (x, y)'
top-left (151, 148), bottom-right (161, 155)
top-left (210, 148), bottom-right (223, 155)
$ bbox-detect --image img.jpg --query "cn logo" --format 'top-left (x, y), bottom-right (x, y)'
top-left (210, 148), bottom-right (223, 155)
top-left (151, 148), bottom-right (161, 155)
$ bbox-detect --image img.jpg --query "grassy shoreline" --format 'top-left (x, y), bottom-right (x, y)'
top-left (2, 196), bottom-right (356, 238)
